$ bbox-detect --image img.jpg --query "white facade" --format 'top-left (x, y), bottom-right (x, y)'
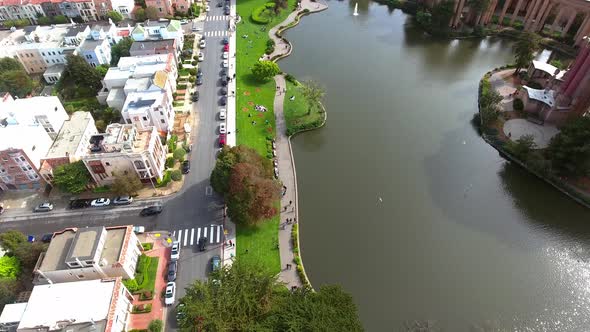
top-left (122, 88), bottom-right (174, 134)
top-left (0, 1), bottom-right (44, 24)
top-left (111, 0), bottom-right (134, 18)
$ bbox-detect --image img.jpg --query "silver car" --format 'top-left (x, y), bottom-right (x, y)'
top-left (113, 196), bottom-right (133, 205)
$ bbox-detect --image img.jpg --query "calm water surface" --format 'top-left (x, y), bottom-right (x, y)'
top-left (279, 1), bottom-right (590, 330)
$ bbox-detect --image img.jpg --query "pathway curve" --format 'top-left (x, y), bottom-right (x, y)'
top-left (269, 0), bottom-right (328, 288)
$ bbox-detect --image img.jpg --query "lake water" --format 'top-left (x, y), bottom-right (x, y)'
top-left (279, 1), bottom-right (590, 330)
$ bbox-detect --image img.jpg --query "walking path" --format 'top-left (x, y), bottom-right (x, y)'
top-left (269, 0), bottom-right (327, 288)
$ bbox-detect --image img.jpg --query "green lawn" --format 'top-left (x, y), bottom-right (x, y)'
top-left (234, 0), bottom-right (297, 274)
top-left (283, 80), bottom-right (324, 135)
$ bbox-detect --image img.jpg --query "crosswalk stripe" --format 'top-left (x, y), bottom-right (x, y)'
top-left (203, 226), bottom-right (208, 239)
top-left (177, 229), bottom-right (182, 245)
top-left (173, 226), bottom-right (224, 247)
top-left (197, 227), bottom-right (201, 242)
top-left (210, 225), bottom-right (214, 242)
top-left (190, 228), bottom-right (195, 245)
top-left (216, 225), bottom-right (221, 243)
top-left (183, 228), bottom-right (189, 246)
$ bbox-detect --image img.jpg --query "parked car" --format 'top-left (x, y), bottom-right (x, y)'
top-left (165, 282), bottom-right (176, 305)
top-left (219, 133), bottom-right (226, 147)
top-left (205, 4), bottom-right (210, 11)
top-left (216, 1), bottom-right (222, 6)
top-left (90, 198), bottom-right (110, 207)
top-left (222, 37), bottom-right (229, 45)
top-left (222, 52), bottom-right (229, 59)
top-left (33, 202), bottom-right (53, 213)
top-left (220, 87), bottom-right (227, 96)
top-left (223, 44), bottom-right (229, 52)
top-left (219, 123), bottom-right (226, 134)
top-left (140, 205), bottom-right (163, 216)
top-left (167, 261), bottom-right (178, 282)
top-left (192, 91), bottom-right (200, 102)
top-left (113, 196), bottom-right (133, 205)
top-left (197, 68), bottom-right (203, 78)
top-left (198, 52), bottom-right (204, 62)
top-left (222, 59), bottom-right (229, 68)
top-left (196, 77), bottom-right (203, 85)
top-left (171, 241), bottom-right (180, 261)
top-left (211, 255), bottom-right (221, 271)
top-left (219, 96), bottom-right (227, 106)
top-left (221, 68), bottom-right (228, 77)
top-left (219, 109), bottom-right (226, 120)
top-left (224, 7), bottom-right (230, 15)
top-left (69, 199), bottom-right (90, 209)
top-left (41, 233), bottom-right (53, 243)
top-left (220, 76), bottom-right (228, 86)
top-left (180, 19), bottom-right (189, 24)
top-left (199, 39), bottom-right (206, 48)
top-left (198, 237), bottom-right (207, 252)
top-left (181, 160), bottom-right (190, 174)
top-left (133, 226), bottom-right (145, 234)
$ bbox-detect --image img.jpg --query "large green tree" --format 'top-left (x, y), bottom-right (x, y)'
top-left (134, 8), bottom-right (147, 21)
top-left (430, 0), bottom-right (455, 31)
top-left (145, 6), bottom-right (159, 19)
top-left (111, 173), bottom-right (143, 195)
top-left (0, 256), bottom-right (20, 280)
top-left (64, 54), bottom-right (103, 93)
top-left (177, 260), bottom-right (363, 331)
top-left (251, 60), bottom-right (280, 81)
top-left (546, 116), bottom-right (590, 176)
top-left (299, 80), bottom-right (325, 115)
top-left (52, 161), bottom-right (92, 194)
top-left (0, 58), bottom-right (34, 98)
top-left (513, 32), bottom-right (539, 73)
top-left (110, 37), bottom-right (133, 66)
top-left (107, 10), bottom-right (124, 23)
top-left (0, 230), bottom-right (46, 282)
top-left (0, 58), bottom-right (23, 72)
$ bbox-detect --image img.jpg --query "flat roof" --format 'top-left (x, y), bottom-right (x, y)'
top-left (80, 38), bottom-right (104, 51)
top-left (130, 39), bottom-right (175, 53)
top-left (46, 112), bottom-right (93, 158)
top-left (44, 64), bottom-right (66, 75)
top-left (532, 60), bottom-right (566, 80)
top-left (0, 303), bottom-right (27, 324)
top-left (17, 279), bottom-right (116, 331)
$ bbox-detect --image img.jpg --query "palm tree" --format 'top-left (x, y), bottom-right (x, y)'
top-left (513, 31), bottom-right (540, 74)
top-left (299, 80), bottom-right (325, 115)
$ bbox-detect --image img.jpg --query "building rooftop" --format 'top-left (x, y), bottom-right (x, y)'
top-left (16, 279), bottom-right (117, 332)
top-left (104, 54), bottom-right (172, 83)
top-left (123, 90), bottom-right (165, 117)
top-left (44, 64), bottom-right (66, 75)
top-left (45, 111), bottom-right (93, 159)
top-left (80, 38), bottom-right (104, 51)
top-left (65, 25), bottom-right (88, 37)
top-left (0, 303), bottom-right (27, 325)
top-left (129, 39), bottom-right (175, 53)
top-left (532, 60), bottom-right (566, 80)
top-left (524, 86), bottom-right (556, 107)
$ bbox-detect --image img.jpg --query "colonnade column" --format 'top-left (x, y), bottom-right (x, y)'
top-left (534, 1), bottom-right (554, 32)
top-left (523, 0), bottom-right (539, 26)
top-left (483, 0), bottom-right (499, 25)
top-left (497, 0), bottom-right (513, 25)
top-left (562, 11), bottom-right (577, 37)
top-left (509, 0), bottom-right (525, 25)
top-left (549, 7), bottom-right (564, 33)
top-left (524, 0), bottom-right (545, 30)
top-left (452, 0), bottom-right (467, 28)
top-left (575, 14), bottom-right (590, 44)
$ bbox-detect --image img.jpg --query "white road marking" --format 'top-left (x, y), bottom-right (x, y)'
top-left (210, 225), bottom-right (215, 242)
top-left (183, 228), bottom-right (189, 246)
top-left (197, 227), bottom-right (201, 241)
top-left (203, 226), bottom-right (208, 239)
top-left (190, 228), bottom-right (195, 245)
top-left (177, 229), bottom-right (183, 245)
top-left (216, 225), bottom-right (221, 243)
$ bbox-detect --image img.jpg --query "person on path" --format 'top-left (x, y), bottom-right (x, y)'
top-left (289, 200), bottom-right (292, 205)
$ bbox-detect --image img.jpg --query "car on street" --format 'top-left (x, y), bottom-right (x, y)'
top-left (180, 19), bottom-right (188, 24)
top-left (220, 76), bottom-right (228, 86)
top-left (219, 133), bottom-right (226, 147)
top-left (171, 241), bottom-right (180, 261)
top-left (198, 52), bottom-right (204, 61)
top-left (223, 44), bottom-right (229, 52)
top-left (219, 109), bottom-right (226, 120)
top-left (222, 52), bottom-right (229, 59)
top-left (181, 160), bottom-right (190, 174)
top-left (220, 87), bottom-right (227, 95)
top-left (220, 68), bottom-right (228, 77)
top-left (165, 282), bottom-right (176, 305)
top-left (197, 68), bottom-right (203, 78)
top-left (216, 1), bottom-right (222, 6)
top-left (191, 24), bottom-right (201, 32)
top-left (167, 261), bottom-right (178, 282)
top-left (205, 4), bottom-right (210, 11)
top-left (196, 77), bottom-right (203, 85)
top-left (222, 37), bottom-right (229, 45)
top-left (222, 59), bottom-right (229, 68)
top-left (90, 198), bottom-right (110, 207)
top-left (219, 123), bottom-right (226, 134)
top-left (198, 237), bottom-right (207, 251)
top-left (113, 196), bottom-right (133, 205)
top-left (199, 39), bottom-right (206, 48)
top-left (140, 205), bottom-right (163, 216)
top-left (211, 255), bottom-right (221, 271)
top-left (224, 7), bottom-right (230, 15)
top-left (274, 167), bottom-right (279, 178)
top-left (69, 199), bottom-right (90, 209)
top-left (41, 233), bottom-right (53, 243)
top-left (192, 91), bottom-right (199, 101)
top-left (133, 226), bottom-right (145, 234)
top-left (219, 96), bottom-right (227, 106)
top-left (33, 202), bottom-right (53, 213)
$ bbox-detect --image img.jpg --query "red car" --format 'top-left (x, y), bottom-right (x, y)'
top-left (219, 133), bottom-right (226, 147)
top-left (223, 44), bottom-right (229, 52)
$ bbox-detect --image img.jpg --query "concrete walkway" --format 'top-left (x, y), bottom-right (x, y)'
top-left (503, 118), bottom-right (559, 148)
top-left (268, 0), bottom-right (327, 288)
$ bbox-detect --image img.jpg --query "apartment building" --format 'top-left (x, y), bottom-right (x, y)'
top-left (144, 0), bottom-right (173, 17)
top-left (0, 278), bottom-right (133, 332)
top-left (131, 19), bottom-right (183, 47)
top-left (129, 38), bottom-right (178, 60)
top-left (34, 225), bottom-right (141, 284)
top-left (0, 0), bottom-right (44, 24)
top-left (0, 96), bottom-right (68, 191)
top-left (82, 124), bottom-right (166, 186)
top-left (122, 84), bottom-right (174, 134)
top-left (39, 111), bottom-right (97, 184)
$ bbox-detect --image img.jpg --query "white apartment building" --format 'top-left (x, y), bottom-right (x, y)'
top-left (2, 278), bottom-right (133, 332)
top-left (82, 124), bottom-right (166, 186)
top-left (131, 19), bottom-right (183, 48)
top-left (34, 225), bottom-right (141, 284)
top-left (0, 0), bottom-right (44, 24)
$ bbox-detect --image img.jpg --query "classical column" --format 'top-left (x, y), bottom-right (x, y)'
top-left (574, 13), bottom-right (590, 41)
top-left (522, 0), bottom-right (538, 25)
top-left (453, 0), bottom-right (467, 27)
top-left (524, 0), bottom-right (545, 30)
top-left (549, 7), bottom-right (564, 33)
top-left (510, 0), bottom-right (525, 24)
top-left (534, 1), bottom-right (554, 32)
top-left (497, 0), bottom-right (513, 25)
top-left (484, 0), bottom-right (499, 25)
top-left (565, 46), bottom-right (590, 97)
top-left (561, 45), bottom-right (590, 94)
top-left (562, 11), bottom-right (577, 37)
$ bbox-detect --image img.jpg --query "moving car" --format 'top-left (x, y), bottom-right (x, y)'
top-left (140, 205), bottom-right (163, 216)
top-left (41, 233), bottom-right (53, 243)
top-left (167, 261), bottom-right (178, 282)
top-left (165, 282), bottom-right (176, 305)
top-left (33, 202), bottom-right (53, 213)
top-left (222, 52), bottom-right (229, 59)
top-left (113, 196), bottom-right (133, 205)
top-left (219, 123), bottom-right (226, 134)
top-left (222, 59), bottom-right (229, 68)
top-left (199, 39), bottom-right (206, 48)
top-left (219, 96), bottom-right (227, 106)
top-left (171, 241), bottom-right (180, 261)
top-left (198, 237), bottom-right (207, 252)
top-left (222, 37), bottom-right (229, 45)
top-left (69, 199), bottom-right (90, 209)
top-left (133, 226), bottom-right (145, 234)
top-left (211, 255), bottom-right (221, 271)
top-left (219, 133), bottom-right (226, 147)
top-left (219, 109), bottom-right (226, 120)
top-left (181, 160), bottom-right (190, 174)
top-left (90, 198), bottom-right (110, 207)
top-left (192, 91), bottom-right (200, 101)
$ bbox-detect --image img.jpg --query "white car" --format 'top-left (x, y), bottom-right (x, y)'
top-left (180, 19), bottom-right (188, 24)
top-left (219, 123), bottom-right (226, 134)
top-left (199, 40), bottom-right (206, 48)
top-left (170, 241), bottom-right (180, 261)
top-left (133, 226), bottom-right (145, 234)
top-left (222, 59), bottom-right (229, 68)
top-left (222, 52), bottom-right (229, 59)
top-left (90, 198), bottom-right (110, 207)
top-left (219, 109), bottom-right (226, 120)
top-left (206, 5), bottom-right (210, 11)
top-left (198, 52), bottom-right (204, 62)
top-left (165, 282), bottom-right (176, 306)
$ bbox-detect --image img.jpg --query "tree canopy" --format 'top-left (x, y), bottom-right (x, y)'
top-left (111, 173), bottom-right (143, 195)
top-left (145, 6), bottom-right (159, 20)
top-left (177, 260), bottom-right (363, 332)
top-left (110, 37), bottom-right (133, 66)
top-left (107, 10), bottom-right (124, 23)
top-left (0, 256), bottom-right (20, 280)
top-left (64, 54), bottom-right (103, 93)
top-left (52, 161), bottom-right (92, 194)
top-left (251, 61), bottom-right (280, 81)
top-left (0, 58), bottom-right (35, 98)
top-left (546, 116), bottom-right (590, 176)
top-left (513, 32), bottom-right (539, 73)
top-left (211, 146), bottom-right (280, 226)
top-left (300, 80), bottom-right (325, 115)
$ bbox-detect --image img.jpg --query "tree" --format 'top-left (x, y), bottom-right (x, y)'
top-left (0, 279), bottom-right (19, 311)
top-left (96, 64), bottom-right (110, 77)
top-left (53, 161), bottom-right (92, 194)
top-left (505, 134), bottom-right (536, 158)
top-left (135, 8), bottom-right (147, 21)
top-left (300, 80), bottom-right (325, 115)
top-left (37, 16), bottom-right (51, 25)
top-left (178, 260), bottom-right (363, 331)
top-left (148, 319), bottom-right (163, 332)
top-left (430, 0), bottom-right (455, 31)
top-left (251, 61), bottom-right (280, 81)
top-left (0, 230), bottom-right (45, 278)
top-left (467, 0), bottom-right (490, 23)
top-left (145, 6), bottom-right (159, 20)
top-left (173, 147), bottom-right (187, 161)
top-left (0, 58), bottom-right (24, 72)
top-left (111, 173), bottom-right (143, 195)
top-left (64, 54), bottom-right (103, 93)
top-left (0, 231), bottom-right (27, 253)
top-left (0, 256), bottom-right (20, 280)
top-left (170, 170), bottom-right (182, 181)
top-left (0, 63), bottom-right (35, 97)
top-left (2, 19), bottom-right (29, 28)
top-left (546, 116), bottom-right (590, 176)
top-left (53, 15), bottom-right (68, 24)
top-left (513, 32), bottom-right (539, 73)
top-left (110, 37), bottom-right (133, 66)
top-left (107, 10), bottom-right (124, 23)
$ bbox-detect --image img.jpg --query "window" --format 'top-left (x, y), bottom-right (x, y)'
top-left (27, 166), bottom-right (32, 170)
top-left (32, 145), bottom-right (36, 151)
top-left (105, 162), bottom-right (110, 166)
top-left (41, 52), bottom-right (45, 56)
top-left (76, 275), bottom-right (85, 279)
top-left (142, 116), bottom-right (148, 121)
top-left (21, 166), bottom-right (27, 171)
top-left (160, 119), bottom-right (165, 124)
top-left (158, 7), bottom-right (162, 12)
top-left (160, 111), bottom-right (164, 116)
top-left (20, 156), bottom-right (25, 162)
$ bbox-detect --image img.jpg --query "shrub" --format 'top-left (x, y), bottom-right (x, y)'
top-left (177, 84), bottom-right (188, 90)
top-left (285, 73), bottom-right (297, 83)
top-left (188, 68), bottom-right (197, 76)
top-left (170, 169), bottom-right (182, 181)
top-left (140, 290), bottom-right (153, 301)
top-left (148, 319), bottom-right (163, 332)
top-left (513, 98), bottom-right (524, 111)
top-left (188, 76), bottom-right (196, 83)
top-left (191, 60), bottom-right (198, 66)
top-left (173, 147), bottom-right (187, 161)
top-left (251, 3), bottom-right (273, 24)
top-left (132, 303), bottom-right (152, 313)
top-left (141, 242), bottom-right (153, 251)
top-left (123, 278), bottom-right (139, 292)
top-left (156, 170), bottom-right (172, 187)
top-left (166, 157), bottom-right (175, 168)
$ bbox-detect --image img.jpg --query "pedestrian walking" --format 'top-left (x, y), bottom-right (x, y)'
top-left (229, 240), bottom-right (233, 247)
top-left (289, 200), bottom-right (292, 205)
top-left (294, 217), bottom-right (297, 223)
